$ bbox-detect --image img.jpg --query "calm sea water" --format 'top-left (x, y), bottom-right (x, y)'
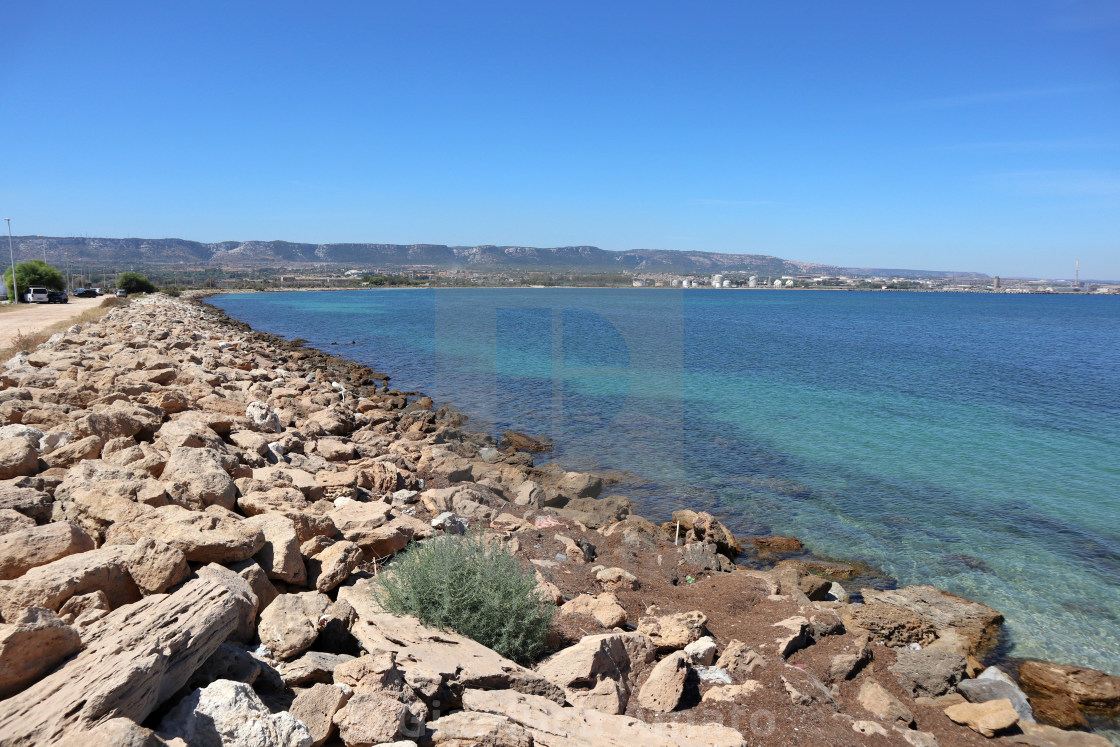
top-left (211, 289), bottom-right (1120, 673)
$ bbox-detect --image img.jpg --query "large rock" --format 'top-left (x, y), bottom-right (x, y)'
top-left (1018, 660), bottom-right (1120, 713)
top-left (958, 666), bottom-right (1035, 723)
top-left (105, 504), bottom-right (266, 563)
top-left (0, 567), bottom-right (256, 745)
top-left (637, 610), bottom-right (707, 652)
top-left (944, 697), bottom-right (1019, 737)
top-left (244, 514), bottom-right (307, 585)
top-left (290, 682), bottom-right (351, 747)
top-left (332, 692), bottom-right (409, 746)
top-left (329, 501), bottom-right (392, 544)
top-left (0, 485), bottom-right (52, 523)
top-left (559, 593), bottom-right (627, 629)
top-left (422, 711), bottom-right (533, 747)
top-left (636, 651), bottom-right (692, 712)
top-left (715, 640), bottom-right (764, 681)
top-left (857, 680), bottom-right (913, 726)
top-left (307, 540), bottom-right (363, 593)
top-left (126, 537), bottom-right (191, 595)
top-left (842, 602), bottom-right (935, 647)
top-left (0, 545), bottom-right (140, 620)
top-left (0, 521), bottom-right (96, 581)
top-left (245, 401), bottom-right (282, 433)
top-left (161, 447), bottom-right (237, 511)
top-left (536, 633), bottom-right (640, 714)
top-left (458, 688), bottom-right (747, 747)
top-left (0, 608), bottom-right (81, 698)
top-left (890, 648), bottom-right (967, 698)
top-left (257, 591), bottom-right (330, 660)
top-left (861, 585), bottom-right (1003, 655)
top-left (158, 679), bottom-right (312, 747)
top-left (0, 439), bottom-right (39, 481)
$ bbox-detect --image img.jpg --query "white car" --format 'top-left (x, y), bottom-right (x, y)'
top-left (24, 287), bottom-right (49, 303)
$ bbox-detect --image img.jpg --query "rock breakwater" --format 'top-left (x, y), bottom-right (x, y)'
top-left (0, 293), bottom-right (1113, 746)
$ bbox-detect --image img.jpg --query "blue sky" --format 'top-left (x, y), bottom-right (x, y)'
top-left (2, 1), bottom-right (1117, 278)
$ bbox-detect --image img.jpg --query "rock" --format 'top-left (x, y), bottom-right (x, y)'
top-left (890, 648), bottom-right (967, 697)
top-left (0, 521), bottom-right (96, 581)
top-left (277, 651), bottom-right (356, 687)
top-left (307, 540), bottom-right (363, 592)
top-left (0, 608), bottom-right (81, 698)
top-left (106, 504), bottom-right (266, 563)
top-left (290, 682), bottom-right (351, 747)
top-left (0, 567), bottom-right (256, 745)
top-left (851, 720), bottom-right (890, 737)
top-left (0, 485), bottom-right (53, 523)
top-left (1018, 659), bottom-right (1120, 712)
top-left (126, 537), bottom-right (191, 595)
top-left (683, 636), bottom-right (717, 666)
top-left (161, 447), bottom-right (237, 511)
top-left (842, 602), bottom-right (936, 647)
top-left (594, 566), bottom-right (639, 592)
top-left (244, 514), bottom-right (307, 585)
top-left (0, 438), bottom-right (40, 480)
top-left (957, 666), bottom-right (1035, 723)
top-left (431, 511), bottom-right (467, 535)
top-left (1029, 694), bottom-right (1088, 730)
top-left (0, 508), bottom-right (34, 535)
top-left (502, 430), bottom-right (552, 452)
top-left (422, 710), bottom-right (532, 746)
top-left (714, 640), bottom-right (764, 681)
top-left (1016, 722), bottom-right (1115, 746)
top-left (57, 590), bottom-right (109, 624)
top-left (257, 590), bottom-right (330, 660)
top-left (0, 544), bottom-right (140, 620)
top-left (332, 691), bottom-right (408, 746)
top-left (827, 635), bottom-right (872, 682)
top-left (184, 643), bottom-right (264, 692)
top-left (900, 730), bottom-right (941, 747)
top-left (637, 650), bottom-right (692, 712)
top-left (861, 585), bottom-right (1003, 655)
top-left (329, 500), bottom-right (393, 543)
top-left (701, 681), bottom-right (763, 702)
top-left (245, 401), bottom-right (282, 433)
top-left (559, 593), bottom-right (627, 628)
top-left (858, 680), bottom-right (914, 726)
top-left (195, 564), bottom-right (261, 644)
top-left (772, 615), bottom-right (812, 658)
top-left (459, 688), bottom-right (747, 747)
top-left (680, 541), bottom-right (736, 572)
top-left (671, 510), bottom-right (741, 557)
top-left (158, 679), bottom-right (312, 747)
top-left (536, 633), bottom-right (637, 714)
top-left (637, 610), bottom-right (707, 652)
top-left (226, 558), bottom-right (279, 613)
top-left (41, 435), bottom-right (102, 469)
top-left (557, 471), bottom-right (602, 499)
top-left (316, 438), bottom-right (357, 462)
top-left (781, 666), bottom-right (838, 710)
top-left (944, 697), bottom-right (1019, 737)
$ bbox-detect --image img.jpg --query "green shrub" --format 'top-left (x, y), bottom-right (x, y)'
top-left (374, 531), bottom-right (554, 664)
top-left (117, 271), bottom-right (157, 294)
top-left (4, 260), bottom-right (65, 298)
top-left (162, 285), bottom-right (183, 297)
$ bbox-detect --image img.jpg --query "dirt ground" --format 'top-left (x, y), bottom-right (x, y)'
top-left (0, 296), bottom-right (103, 348)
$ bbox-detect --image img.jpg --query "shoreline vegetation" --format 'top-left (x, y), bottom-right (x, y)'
top-left (0, 291), bottom-right (1114, 745)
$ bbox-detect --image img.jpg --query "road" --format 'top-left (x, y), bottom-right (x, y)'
top-left (0, 296), bottom-right (104, 349)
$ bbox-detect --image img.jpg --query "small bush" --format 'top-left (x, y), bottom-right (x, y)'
top-left (117, 272), bottom-right (157, 294)
top-left (162, 286), bottom-right (183, 297)
top-left (374, 531), bottom-right (554, 664)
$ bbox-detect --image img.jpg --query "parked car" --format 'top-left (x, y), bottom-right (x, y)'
top-left (46, 290), bottom-right (68, 304)
top-left (94, 287), bottom-right (104, 296)
top-left (24, 287), bottom-right (49, 303)
top-left (115, 289), bottom-right (128, 297)
top-left (72, 288), bottom-right (98, 298)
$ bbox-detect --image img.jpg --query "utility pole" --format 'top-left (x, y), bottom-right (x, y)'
top-left (4, 219), bottom-right (16, 303)
top-left (1075, 260), bottom-right (1080, 292)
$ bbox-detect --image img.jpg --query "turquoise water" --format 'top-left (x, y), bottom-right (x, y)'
top-left (211, 289), bottom-right (1120, 673)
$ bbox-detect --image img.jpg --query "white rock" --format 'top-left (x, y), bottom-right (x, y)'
top-left (245, 402), bottom-right (282, 434)
top-left (158, 679), bottom-right (312, 747)
top-left (684, 636), bottom-right (718, 666)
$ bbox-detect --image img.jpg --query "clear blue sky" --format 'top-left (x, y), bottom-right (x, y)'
top-left (3, 1), bottom-right (1117, 279)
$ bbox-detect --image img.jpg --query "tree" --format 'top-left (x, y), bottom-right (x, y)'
top-left (4, 260), bottom-right (65, 300)
top-left (117, 272), bottom-right (157, 294)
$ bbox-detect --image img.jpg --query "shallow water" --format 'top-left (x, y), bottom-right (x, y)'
top-left (211, 288), bottom-right (1120, 673)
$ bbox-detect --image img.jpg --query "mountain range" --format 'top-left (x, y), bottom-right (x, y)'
top-left (7, 236), bottom-right (987, 278)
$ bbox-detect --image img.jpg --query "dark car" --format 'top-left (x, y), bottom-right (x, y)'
top-left (46, 290), bottom-right (68, 304)
top-left (72, 288), bottom-right (98, 298)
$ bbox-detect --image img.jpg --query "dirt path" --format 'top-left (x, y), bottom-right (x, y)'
top-left (0, 296), bottom-right (103, 349)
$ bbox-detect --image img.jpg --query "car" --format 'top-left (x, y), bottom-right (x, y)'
top-left (24, 287), bottom-right (49, 303)
top-left (115, 289), bottom-right (128, 297)
top-left (46, 290), bottom-right (68, 304)
top-left (94, 288), bottom-right (104, 296)
top-left (72, 288), bottom-right (98, 298)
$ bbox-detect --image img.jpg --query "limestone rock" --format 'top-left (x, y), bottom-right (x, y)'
top-left (637, 651), bottom-right (692, 712)
top-left (257, 590), bottom-right (330, 660)
top-left (332, 691), bottom-right (408, 746)
top-left (714, 640), bottom-right (764, 682)
top-left (637, 609), bottom-right (707, 652)
top-left (277, 651), bottom-right (355, 687)
top-left (0, 438), bottom-right (40, 480)
top-left (290, 682), bottom-right (351, 747)
top-left (126, 537), bottom-right (191, 595)
top-left (0, 485), bottom-right (52, 523)
top-left (890, 648), bottom-right (967, 698)
top-left (244, 513), bottom-right (307, 585)
top-left (858, 680), bottom-right (914, 726)
top-left (157, 679), bottom-right (312, 747)
top-left (0, 544), bottom-right (140, 620)
top-left (329, 500), bottom-right (392, 544)
top-left (0, 608), bottom-right (81, 698)
top-left (842, 602), bottom-right (936, 647)
top-left (422, 711), bottom-right (533, 747)
top-left (683, 635), bottom-right (717, 666)
top-left (861, 585), bottom-right (1003, 655)
top-left (245, 401), bottom-right (282, 433)
top-left (0, 521), bottom-right (96, 581)
top-left (161, 447), bottom-right (237, 511)
top-left (307, 540), bottom-right (363, 593)
top-left (772, 615), bottom-right (812, 658)
top-left (106, 504), bottom-right (266, 563)
top-left (701, 681), bottom-right (762, 702)
top-left (559, 593), bottom-right (627, 628)
top-left (536, 633), bottom-right (635, 714)
top-left (957, 666), bottom-right (1035, 723)
top-left (944, 697), bottom-right (1019, 737)
top-left (1016, 722), bottom-right (1116, 746)
top-left (595, 566), bottom-right (639, 592)
top-left (0, 508), bottom-right (34, 535)
top-left (781, 666), bottom-right (838, 710)
top-left (0, 568), bottom-right (256, 745)
top-left (1018, 659), bottom-right (1120, 712)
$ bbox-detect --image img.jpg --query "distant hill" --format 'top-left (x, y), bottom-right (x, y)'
top-left (6, 236), bottom-right (987, 278)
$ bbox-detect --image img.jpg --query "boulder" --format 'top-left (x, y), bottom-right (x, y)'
top-left (257, 591), bottom-right (330, 660)
top-left (332, 691), bottom-right (408, 746)
top-left (1016, 722), bottom-right (1116, 746)
top-left (683, 636), bottom-right (717, 666)
top-left (1018, 660), bottom-right (1120, 713)
top-left (329, 501), bottom-right (392, 543)
top-left (772, 615), bottom-right (812, 658)
top-left (714, 640), bottom-right (764, 681)
top-left (559, 593), bottom-right (627, 628)
top-left (842, 602), bottom-right (936, 647)
top-left (858, 680), bottom-right (913, 726)
top-left (290, 682), bottom-right (351, 747)
top-left (861, 585), bottom-right (1003, 655)
top-left (0, 545), bottom-right (140, 620)
top-left (41, 435), bottom-right (102, 469)
top-left (0, 521), bottom-right (96, 581)
top-left (958, 666), bottom-right (1035, 723)
top-left (157, 679), bottom-right (312, 747)
top-left (276, 651), bottom-right (356, 688)
top-left (637, 610), bottom-right (707, 652)
top-left (0, 485), bottom-right (53, 523)
top-left (595, 566), bottom-right (639, 592)
top-left (536, 633), bottom-right (636, 714)
top-left (0, 568), bottom-right (256, 745)
top-left (126, 537), bottom-right (191, 595)
top-left (890, 648), bottom-right (967, 698)
top-left (0, 508), bottom-right (34, 535)
top-left (422, 711), bottom-right (533, 746)
top-left (245, 401), bottom-right (282, 433)
top-left (701, 681), bottom-right (763, 702)
top-left (307, 540), bottom-right (363, 593)
top-left (0, 608), bottom-right (81, 698)
top-left (944, 698), bottom-right (1019, 737)
top-left (0, 438), bottom-right (39, 480)
top-left (244, 514), bottom-right (307, 585)
top-left (670, 510), bottom-right (741, 557)
top-left (161, 447), bottom-right (237, 511)
top-left (105, 504), bottom-right (266, 563)
top-left (315, 438), bottom-right (357, 462)
top-left (637, 651), bottom-right (692, 712)
top-left (781, 666), bottom-right (838, 710)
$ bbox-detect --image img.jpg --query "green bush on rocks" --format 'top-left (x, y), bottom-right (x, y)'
top-left (373, 531), bottom-right (554, 664)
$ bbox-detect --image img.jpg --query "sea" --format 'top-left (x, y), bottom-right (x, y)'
top-left (210, 288), bottom-right (1120, 676)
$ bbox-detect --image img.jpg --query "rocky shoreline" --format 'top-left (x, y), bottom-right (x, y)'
top-left (0, 292), bottom-right (1115, 746)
